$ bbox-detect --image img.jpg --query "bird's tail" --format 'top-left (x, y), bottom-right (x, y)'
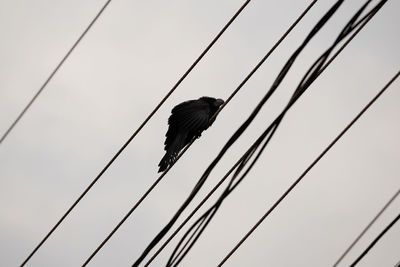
top-left (158, 152), bottom-right (172, 173)
top-left (158, 133), bottom-right (185, 172)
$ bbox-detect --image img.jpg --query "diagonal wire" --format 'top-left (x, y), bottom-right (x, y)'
top-left (218, 70), bottom-right (400, 266)
top-left (144, 148), bottom-right (254, 266)
top-left (136, 1), bottom-right (350, 264)
top-left (333, 188), bottom-right (400, 266)
top-left (83, 1), bottom-right (318, 265)
top-left (350, 212), bottom-right (400, 266)
top-left (20, 1), bottom-right (251, 266)
top-left (142, 0), bottom-right (385, 264)
top-left (1, 0), bottom-right (113, 145)
top-left (166, 141), bottom-right (261, 267)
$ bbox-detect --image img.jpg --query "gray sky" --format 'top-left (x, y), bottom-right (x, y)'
top-left (0, 0), bottom-right (399, 266)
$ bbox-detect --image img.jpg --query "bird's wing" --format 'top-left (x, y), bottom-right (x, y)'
top-left (165, 101), bottom-right (211, 148)
top-left (171, 102), bottom-right (210, 131)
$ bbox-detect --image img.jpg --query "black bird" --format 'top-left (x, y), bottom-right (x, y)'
top-left (158, 96), bottom-right (224, 172)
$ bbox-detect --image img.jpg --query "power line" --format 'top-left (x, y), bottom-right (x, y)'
top-left (19, 1), bottom-right (251, 265)
top-left (144, 149), bottom-right (256, 266)
top-left (143, 1), bottom-right (387, 264)
top-left (333, 188), bottom-right (400, 266)
top-left (81, 142), bottom-right (192, 266)
top-left (140, 0), bottom-right (377, 264)
top-left (0, 0), bottom-right (113, 145)
top-left (83, 1), bottom-right (319, 265)
top-left (218, 69), bottom-right (400, 266)
top-left (350, 212), bottom-right (400, 266)
top-left (17, 2), bottom-right (113, 264)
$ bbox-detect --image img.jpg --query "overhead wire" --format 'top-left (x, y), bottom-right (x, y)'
top-left (144, 137), bottom-right (261, 266)
top-left (142, 1), bottom-right (389, 265)
top-left (333, 188), bottom-right (400, 266)
top-left (350, 212), bottom-right (400, 266)
top-left (218, 69), bottom-right (400, 266)
top-left (0, 0), bottom-right (113, 145)
top-left (20, 1), bottom-right (251, 266)
top-left (137, 0), bottom-right (363, 265)
top-left (166, 141), bottom-right (261, 267)
top-left (83, 1), bottom-right (319, 265)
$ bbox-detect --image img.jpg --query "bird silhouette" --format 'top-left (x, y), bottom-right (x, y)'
top-left (158, 96), bottom-right (224, 172)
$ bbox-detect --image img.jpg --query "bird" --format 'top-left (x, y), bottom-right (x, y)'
top-left (158, 96), bottom-right (224, 172)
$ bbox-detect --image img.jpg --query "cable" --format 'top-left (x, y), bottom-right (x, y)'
top-left (20, 1), bottom-right (251, 266)
top-left (81, 142), bottom-right (192, 266)
top-left (139, 0), bottom-right (361, 265)
top-left (218, 69), bottom-right (400, 266)
top-left (17, 1), bottom-right (113, 265)
top-left (164, 125), bottom-right (278, 266)
top-left (159, 0), bottom-right (385, 265)
top-left (145, 148), bottom-right (256, 266)
top-left (333, 188), bottom-right (400, 266)
top-left (143, 1), bottom-right (386, 264)
top-left (84, 2), bottom-right (319, 265)
top-left (0, 0), bottom-right (113, 145)
top-left (350, 212), bottom-right (400, 266)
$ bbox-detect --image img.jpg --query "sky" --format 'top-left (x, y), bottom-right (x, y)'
top-left (0, 0), bottom-right (399, 266)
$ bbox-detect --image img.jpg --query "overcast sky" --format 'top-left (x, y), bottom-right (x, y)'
top-left (0, 0), bottom-right (399, 266)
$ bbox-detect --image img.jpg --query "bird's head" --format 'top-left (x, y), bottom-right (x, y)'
top-left (199, 96), bottom-right (224, 113)
top-left (200, 96), bottom-right (224, 107)
top-left (214, 98), bottom-right (224, 108)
